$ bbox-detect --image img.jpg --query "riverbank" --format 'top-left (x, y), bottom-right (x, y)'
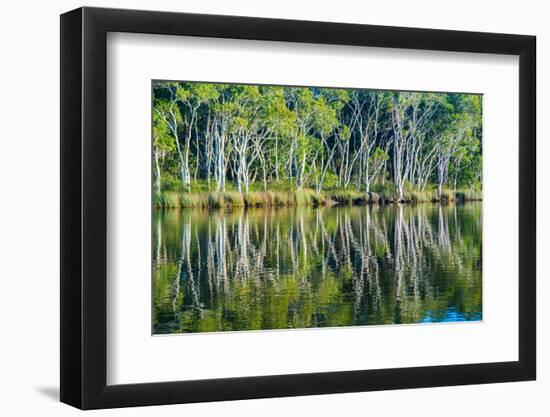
top-left (153, 188), bottom-right (482, 209)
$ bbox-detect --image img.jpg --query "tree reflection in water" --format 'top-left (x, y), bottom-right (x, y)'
top-left (153, 204), bottom-right (482, 334)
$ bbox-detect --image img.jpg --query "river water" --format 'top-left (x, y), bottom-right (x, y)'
top-left (153, 203), bottom-right (482, 334)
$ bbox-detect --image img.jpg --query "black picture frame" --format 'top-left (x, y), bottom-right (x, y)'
top-left (60, 6), bottom-right (536, 410)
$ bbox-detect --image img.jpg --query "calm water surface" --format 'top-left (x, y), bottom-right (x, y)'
top-left (153, 203), bottom-right (482, 334)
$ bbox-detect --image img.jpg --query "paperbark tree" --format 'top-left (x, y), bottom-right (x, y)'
top-left (390, 92), bottom-right (438, 201)
top-left (152, 82), bottom-right (483, 199)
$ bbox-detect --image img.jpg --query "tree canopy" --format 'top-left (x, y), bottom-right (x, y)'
top-left (153, 82), bottom-right (482, 200)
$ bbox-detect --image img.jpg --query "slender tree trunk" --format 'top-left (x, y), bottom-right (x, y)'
top-left (275, 137), bottom-right (279, 183)
top-left (154, 150), bottom-right (162, 195)
top-left (365, 153), bottom-right (370, 193)
top-left (184, 135), bottom-right (191, 192)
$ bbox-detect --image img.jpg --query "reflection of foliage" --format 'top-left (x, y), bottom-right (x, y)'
top-left (153, 204), bottom-right (482, 334)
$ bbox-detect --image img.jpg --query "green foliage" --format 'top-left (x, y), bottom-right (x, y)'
top-left (152, 81), bottom-right (482, 203)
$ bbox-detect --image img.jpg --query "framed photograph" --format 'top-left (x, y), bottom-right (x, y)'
top-left (60, 6), bottom-right (536, 409)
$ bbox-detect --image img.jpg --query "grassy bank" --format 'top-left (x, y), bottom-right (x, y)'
top-left (154, 188), bottom-right (482, 209)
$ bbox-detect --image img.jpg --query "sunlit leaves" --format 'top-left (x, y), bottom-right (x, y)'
top-left (152, 80), bottom-right (483, 193)
top-left (153, 113), bottom-right (175, 152)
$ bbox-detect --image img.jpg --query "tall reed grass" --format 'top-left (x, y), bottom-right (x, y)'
top-left (153, 187), bottom-right (482, 208)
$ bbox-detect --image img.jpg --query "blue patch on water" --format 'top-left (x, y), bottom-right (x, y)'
top-left (422, 307), bottom-right (482, 323)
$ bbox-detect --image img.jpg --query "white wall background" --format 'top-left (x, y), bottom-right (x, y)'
top-left (0, 0), bottom-right (546, 415)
